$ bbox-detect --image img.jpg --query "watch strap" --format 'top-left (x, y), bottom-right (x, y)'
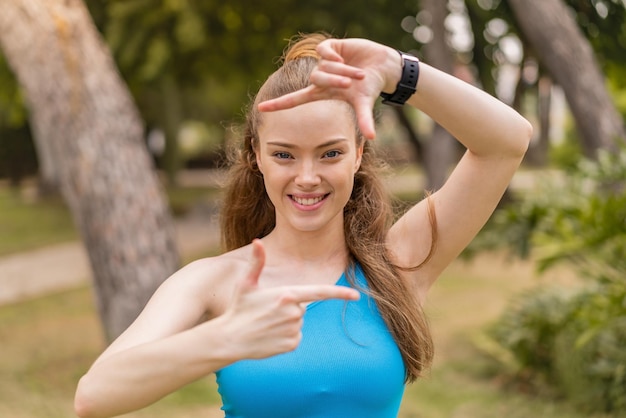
top-left (380, 51), bottom-right (420, 106)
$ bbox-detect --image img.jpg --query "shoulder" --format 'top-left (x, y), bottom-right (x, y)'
top-left (181, 244), bottom-right (253, 281)
top-left (166, 244), bottom-right (254, 317)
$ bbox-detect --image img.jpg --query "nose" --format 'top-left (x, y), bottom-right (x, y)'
top-left (294, 159), bottom-right (321, 188)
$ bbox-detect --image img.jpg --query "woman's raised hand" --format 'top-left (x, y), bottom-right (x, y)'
top-left (220, 239), bottom-right (360, 360)
top-left (258, 38), bottom-right (401, 140)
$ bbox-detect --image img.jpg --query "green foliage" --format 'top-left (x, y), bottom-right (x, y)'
top-left (479, 286), bottom-right (575, 387)
top-left (611, 83), bottom-right (626, 121)
top-left (548, 116), bottom-right (584, 171)
top-left (0, 54), bottom-right (38, 184)
top-left (554, 282), bottom-right (626, 413)
top-left (481, 281), bottom-right (626, 414)
top-left (0, 54), bottom-right (27, 128)
top-left (470, 146), bottom-right (626, 281)
top-left (532, 149), bottom-right (626, 280)
top-left (87, 0), bottom-right (420, 172)
top-left (564, 0), bottom-right (626, 80)
top-left (101, 0), bottom-right (419, 106)
top-left (464, 0), bottom-right (519, 97)
top-left (7, 0), bottom-right (626, 179)
top-left (471, 146), bottom-right (626, 413)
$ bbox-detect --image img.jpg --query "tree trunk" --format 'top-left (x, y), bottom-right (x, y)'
top-left (421, 0), bottom-right (458, 191)
top-left (33, 120), bottom-right (62, 196)
top-left (465, 0), bottom-right (498, 98)
top-left (508, 0), bottom-right (625, 157)
top-left (0, 0), bottom-right (180, 341)
top-left (160, 73), bottom-right (183, 187)
top-left (392, 107), bottom-right (424, 165)
top-left (526, 75), bottom-right (552, 166)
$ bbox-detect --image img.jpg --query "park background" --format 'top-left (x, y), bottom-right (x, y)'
top-left (0, 0), bottom-right (625, 417)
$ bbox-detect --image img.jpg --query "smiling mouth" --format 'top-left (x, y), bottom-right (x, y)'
top-left (290, 194), bottom-right (329, 206)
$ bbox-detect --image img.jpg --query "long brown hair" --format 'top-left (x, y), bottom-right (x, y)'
top-left (220, 33), bottom-right (436, 382)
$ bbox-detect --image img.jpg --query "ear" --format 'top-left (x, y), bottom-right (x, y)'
top-left (253, 144), bottom-right (264, 174)
top-left (354, 143), bottom-right (364, 174)
top-left (256, 153), bottom-right (263, 173)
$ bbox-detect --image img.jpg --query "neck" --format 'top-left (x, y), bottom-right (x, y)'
top-left (262, 222), bottom-right (349, 267)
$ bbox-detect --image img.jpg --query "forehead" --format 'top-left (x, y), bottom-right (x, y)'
top-left (258, 100), bottom-right (357, 146)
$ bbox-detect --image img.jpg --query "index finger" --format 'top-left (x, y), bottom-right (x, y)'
top-left (286, 285), bottom-right (360, 304)
top-left (257, 85), bottom-right (317, 112)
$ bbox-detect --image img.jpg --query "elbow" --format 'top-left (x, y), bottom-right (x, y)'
top-left (74, 400), bottom-right (94, 418)
top-left (508, 116), bottom-right (533, 159)
top-left (473, 115), bottom-right (533, 161)
top-left (74, 375), bottom-right (102, 418)
top-left (520, 118), bottom-right (533, 155)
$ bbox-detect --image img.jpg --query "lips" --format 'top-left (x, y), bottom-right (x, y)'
top-left (290, 194), bottom-right (329, 206)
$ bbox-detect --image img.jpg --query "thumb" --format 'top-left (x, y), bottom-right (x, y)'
top-left (242, 239), bottom-right (266, 290)
top-left (317, 39), bottom-right (344, 63)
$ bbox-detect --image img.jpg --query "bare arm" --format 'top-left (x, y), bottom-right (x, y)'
top-left (74, 241), bottom-right (360, 418)
top-left (389, 61), bottom-right (532, 294)
top-left (74, 259), bottom-right (235, 418)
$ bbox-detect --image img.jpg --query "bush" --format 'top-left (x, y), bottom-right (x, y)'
top-left (478, 286), bottom-right (574, 390)
top-left (470, 146), bottom-right (626, 280)
top-left (554, 283), bottom-right (626, 413)
top-left (472, 146), bottom-right (626, 414)
top-left (480, 282), bottom-right (626, 413)
top-left (548, 117), bottom-right (583, 172)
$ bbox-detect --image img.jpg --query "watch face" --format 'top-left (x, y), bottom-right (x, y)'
top-left (401, 53), bottom-right (420, 64)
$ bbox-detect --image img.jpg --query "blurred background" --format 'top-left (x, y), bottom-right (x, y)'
top-left (0, 0), bottom-right (624, 417)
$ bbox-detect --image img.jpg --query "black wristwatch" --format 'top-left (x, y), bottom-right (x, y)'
top-left (380, 51), bottom-right (420, 107)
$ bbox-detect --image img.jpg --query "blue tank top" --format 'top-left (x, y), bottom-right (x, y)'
top-left (215, 264), bottom-right (406, 417)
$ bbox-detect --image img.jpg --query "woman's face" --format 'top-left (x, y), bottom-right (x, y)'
top-left (255, 100), bottom-right (363, 234)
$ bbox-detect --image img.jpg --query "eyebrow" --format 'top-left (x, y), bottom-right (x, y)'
top-left (265, 138), bottom-right (348, 149)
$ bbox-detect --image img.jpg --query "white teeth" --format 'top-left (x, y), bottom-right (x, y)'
top-left (293, 196), bottom-right (323, 206)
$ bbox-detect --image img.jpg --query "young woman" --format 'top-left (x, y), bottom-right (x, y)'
top-left (74, 33), bottom-right (531, 417)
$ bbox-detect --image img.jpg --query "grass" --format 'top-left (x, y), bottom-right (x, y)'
top-left (166, 185), bottom-right (222, 217)
top-left (0, 183), bottom-right (220, 256)
top-left (0, 188), bottom-right (77, 256)
top-left (0, 284), bottom-right (223, 418)
top-left (0, 250), bottom-right (618, 418)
